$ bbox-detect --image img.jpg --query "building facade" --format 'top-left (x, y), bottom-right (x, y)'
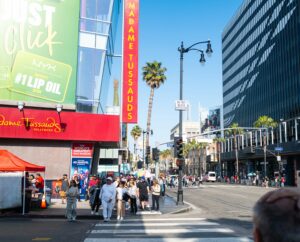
top-left (222, 0), bottom-right (300, 185)
top-left (0, 0), bottom-right (122, 195)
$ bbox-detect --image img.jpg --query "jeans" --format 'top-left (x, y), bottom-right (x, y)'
top-left (152, 194), bottom-right (160, 211)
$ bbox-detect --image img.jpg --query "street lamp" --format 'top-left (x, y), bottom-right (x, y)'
top-left (177, 40), bottom-right (212, 205)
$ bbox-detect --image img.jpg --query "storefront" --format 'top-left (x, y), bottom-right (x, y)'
top-left (0, 107), bottom-right (119, 180)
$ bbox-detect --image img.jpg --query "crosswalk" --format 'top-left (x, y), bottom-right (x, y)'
top-left (84, 217), bottom-right (253, 242)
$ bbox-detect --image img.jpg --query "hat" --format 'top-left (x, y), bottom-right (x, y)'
top-left (106, 177), bottom-right (113, 181)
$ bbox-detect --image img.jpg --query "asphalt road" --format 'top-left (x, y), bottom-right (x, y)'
top-left (0, 183), bottom-right (271, 241)
top-left (0, 218), bottom-right (95, 242)
top-left (167, 182), bottom-right (276, 237)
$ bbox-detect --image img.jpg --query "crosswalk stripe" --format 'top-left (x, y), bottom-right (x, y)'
top-left (85, 237), bottom-right (253, 242)
top-left (95, 221), bottom-right (220, 226)
top-left (107, 218), bottom-right (207, 222)
top-left (90, 228), bottom-right (234, 234)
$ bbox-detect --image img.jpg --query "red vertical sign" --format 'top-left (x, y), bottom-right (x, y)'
top-left (122, 0), bottom-right (139, 123)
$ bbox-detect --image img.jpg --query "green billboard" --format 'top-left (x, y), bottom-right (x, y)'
top-left (0, 0), bottom-right (80, 104)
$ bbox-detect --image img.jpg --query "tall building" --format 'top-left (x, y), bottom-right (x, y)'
top-left (222, 0), bottom-right (299, 127)
top-left (0, 0), bottom-right (122, 195)
top-left (222, 0), bottom-right (300, 185)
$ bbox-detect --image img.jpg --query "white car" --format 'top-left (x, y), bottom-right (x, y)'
top-left (205, 171), bottom-right (216, 182)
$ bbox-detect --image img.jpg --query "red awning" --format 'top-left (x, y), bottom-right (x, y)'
top-left (0, 150), bottom-right (45, 172)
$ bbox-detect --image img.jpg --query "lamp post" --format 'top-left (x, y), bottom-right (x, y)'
top-left (177, 40), bottom-right (212, 205)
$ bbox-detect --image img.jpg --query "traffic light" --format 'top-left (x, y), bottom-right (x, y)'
top-left (152, 148), bottom-right (160, 161)
top-left (146, 145), bottom-right (151, 155)
top-left (174, 137), bottom-right (183, 159)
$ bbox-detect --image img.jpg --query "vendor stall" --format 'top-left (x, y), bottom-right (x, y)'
top-left (0, 150), bottom-right (45, 214)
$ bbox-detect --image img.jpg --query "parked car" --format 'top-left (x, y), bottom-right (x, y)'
top-left (203, 171), bottom-right (216, 182)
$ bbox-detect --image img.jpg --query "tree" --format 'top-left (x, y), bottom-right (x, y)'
top-left (185, 139), bottom-right (207, 176)
top-left (254, 116), bottom-right (277, 176)
top-left (254, 115), bottom-right (277, 129)
top-left (130, 125), bottom-right (142, 163)
top-left (160, 149), bottom-right (172, 172)
top-left (226, 122), bottom-right (243, 176)
top-left (213, 137), bottom-right (226, 177)
top-left (142, 61), bottom-right (167, 165)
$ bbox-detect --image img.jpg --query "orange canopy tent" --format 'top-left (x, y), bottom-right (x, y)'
top-left (0, 150), bottom-right (45, 214)
top-left (0, 150), bottom-right (45, 172)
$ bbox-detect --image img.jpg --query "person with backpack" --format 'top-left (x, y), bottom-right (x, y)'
top-left (90, 178), bottom-right (102, 215)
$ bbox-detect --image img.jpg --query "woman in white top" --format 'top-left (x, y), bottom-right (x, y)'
top-left (116, 180), bottom-right (126, 220)
top-left (128, 180), bottom-right (138, 214)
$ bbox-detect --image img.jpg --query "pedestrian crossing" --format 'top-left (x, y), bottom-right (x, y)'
top-left (84, 217), bottom-right (253, 242)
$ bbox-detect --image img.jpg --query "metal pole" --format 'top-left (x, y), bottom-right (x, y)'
top-left (177, 42), bottom-right (184, 205)
top-left (143, 131), bottom-right (145, 168)
top-left (264, 135), bottom-right (267, 177)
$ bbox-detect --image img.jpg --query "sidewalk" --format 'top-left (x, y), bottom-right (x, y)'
top-left (0, 194), bottom-right (191, 219)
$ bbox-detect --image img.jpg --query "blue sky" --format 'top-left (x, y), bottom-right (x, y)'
top-left (109, 0), bottom-right (244, 150)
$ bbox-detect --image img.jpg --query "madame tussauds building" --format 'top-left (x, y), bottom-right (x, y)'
top-left (0, 0), bottom-right (129, 195)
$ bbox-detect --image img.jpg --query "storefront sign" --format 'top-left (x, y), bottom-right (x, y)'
top-left (0, 0), bottom-right (80, 104)
top-left (0, 107), bottom-right (119, 141)
top-left (72, 143), bottom-right (94, 157)
top-left (122, 0), bottom-right (139, 123)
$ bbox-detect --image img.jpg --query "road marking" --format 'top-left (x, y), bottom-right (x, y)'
top-left (85, 237), bottom-right (253, 242)
top-left (109, 218), bottom-right (207, 222)
top-left (90, 228), bottom-right (234, 234)
top-left (95, 221), bottom-right (219, 226)
top-left (32, 238), bottom-right (52, 241)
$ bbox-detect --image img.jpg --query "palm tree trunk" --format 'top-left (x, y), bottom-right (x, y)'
top-left (146, 87), bottom-right (154, 156)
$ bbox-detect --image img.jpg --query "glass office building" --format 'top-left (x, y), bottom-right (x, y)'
top-left (77, 0), bottom-right (121, 113)
top-left (222, 0), bottom-right (299, 127)
top-left (221, 0), bottom-right (300, 185)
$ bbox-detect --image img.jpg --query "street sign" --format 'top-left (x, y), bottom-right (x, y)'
top-left (275, 147), bottom-right (283, 152)
top-left (175, 100), bottom-right (188, 110)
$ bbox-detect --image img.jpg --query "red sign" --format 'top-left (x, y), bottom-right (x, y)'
top-left (72, 143), bottom-right (94, 157)
top-left (0, 107), bottom-right (119, 142)
top-left (122, 0), bottom-right (139, 123)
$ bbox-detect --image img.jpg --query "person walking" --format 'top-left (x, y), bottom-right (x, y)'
top-left (60, 174), bottom-right (69, 204)
top-left (66, 180), bottom-right (79, 222)
top-left (128, 180), bottom-right (138, 214)
top-left (116, 180), bottom-right (126, 220)
top-left (89, 179), bottom-right (102, 215)
top-left (99, 177), bottom-right (116, 222)
top-left (151, 179), bottom-right (161, 211)
top-left (137, 177), bottom-right (149, 210)
top-left (74, 175), bottom-right (81, 202)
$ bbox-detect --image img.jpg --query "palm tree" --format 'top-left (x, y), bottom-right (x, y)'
top-left (142, 61), bottom-right (167, 163)
top-left (130, 125), bottom-right (142, 163)
top-left (160, 149), bottom-right (172, 172)
top-left (226, 122), bottom-right (243, 177)
top-left (185, 140), bottom-right (207, 176)
top-left (254, 115), bottom-right (277, 176)
top-left (213, 137), bottom-right (226, 177)
top-left (254, 115), bottom-right (277, 129)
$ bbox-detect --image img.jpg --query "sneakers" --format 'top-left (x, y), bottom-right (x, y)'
top-left (120, 217), bottom-right (124, 221)
top-left (117, 216), bottom-right (120, 220)
top-left (91, 211), bottom-right (95, 215)
top-left (104, 217), bottom-right (108, 222)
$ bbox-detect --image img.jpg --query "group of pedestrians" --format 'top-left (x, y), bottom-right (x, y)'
top-left (87, 175), bottom-right (165, 222)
